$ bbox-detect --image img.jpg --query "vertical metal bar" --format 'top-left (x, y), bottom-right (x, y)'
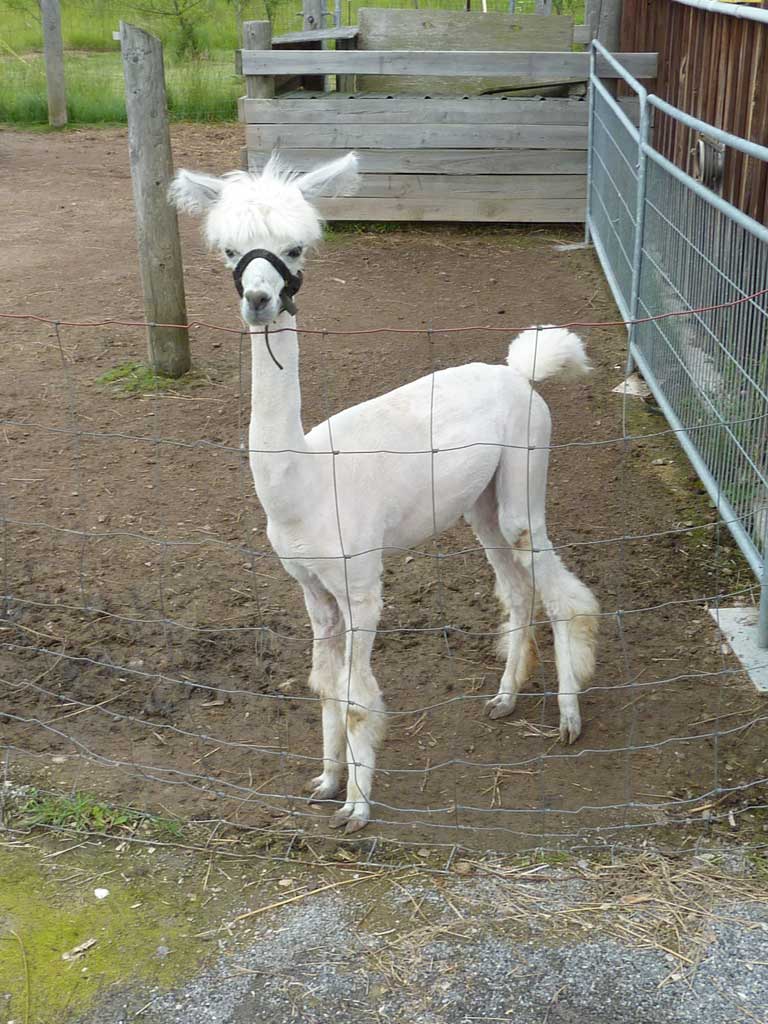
top-left (627, 100), bottom-right (650, 371)
top-left (585, 42), bottom-right (596, 246)
top-left (759, 561), bottom-right (768, 648)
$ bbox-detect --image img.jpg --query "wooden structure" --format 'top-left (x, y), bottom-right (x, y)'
top-left (238, 10), bottom-right (656, 222)
top-left (621, 0), bottom-right (768, 222)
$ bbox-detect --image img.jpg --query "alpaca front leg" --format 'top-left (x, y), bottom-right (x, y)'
top-left (309, 698), bottom-right (345, 802)
top-left (327, 594), bottom-right (386, 834)
top-left (302, 583), bottom-right (346, 801)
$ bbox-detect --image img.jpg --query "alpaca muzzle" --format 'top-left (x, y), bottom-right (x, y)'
top-left (233, 249), bottom-right (303, 316)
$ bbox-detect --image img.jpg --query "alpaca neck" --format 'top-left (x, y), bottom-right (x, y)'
top-left (248, 312), bottom-right (313, 518)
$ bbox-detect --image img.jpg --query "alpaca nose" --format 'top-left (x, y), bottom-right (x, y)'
top-left (245, 289), bottom-right (271, 314)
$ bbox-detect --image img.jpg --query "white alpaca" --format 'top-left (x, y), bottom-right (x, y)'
top-left (170, 153), bottom-right (600, 834)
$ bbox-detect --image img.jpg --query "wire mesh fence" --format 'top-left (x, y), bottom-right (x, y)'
top-left (1, 293), bottom-right (767, 862)
top-left (587, 40), bottom-right (768, 633)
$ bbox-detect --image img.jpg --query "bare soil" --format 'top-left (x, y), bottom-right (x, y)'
top-left (1, 124), bottom-right (765, 854)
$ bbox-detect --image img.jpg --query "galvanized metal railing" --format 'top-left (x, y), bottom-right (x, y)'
top-left (587, 40), bottom-right (768, 647)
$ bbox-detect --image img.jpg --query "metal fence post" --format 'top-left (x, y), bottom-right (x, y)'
top-left (584, 43), bottom-right (596, 246)
top-left (759, 560), bottom-right (768, 649)
top-left (626, 97), bottom-right (650, 375)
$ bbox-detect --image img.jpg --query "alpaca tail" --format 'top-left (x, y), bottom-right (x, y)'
top-left (506, 326), bottom-right (591, 383)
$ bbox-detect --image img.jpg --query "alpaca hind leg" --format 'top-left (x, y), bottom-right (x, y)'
top-left (328, 592), bottom-right (386, 834)
top-left (526, 547), bottom-right (599, 742)
top-left (465, 484), bottom-right (538, 720)
top-left (302, 582), bottom-right (346, 801)
top-left (497, 448), bottom-right (599, 743)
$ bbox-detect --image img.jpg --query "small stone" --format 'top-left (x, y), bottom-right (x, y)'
top-left (93, 888), bottom-right (110, 900)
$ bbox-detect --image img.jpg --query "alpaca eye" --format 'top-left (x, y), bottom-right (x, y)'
top-left (286, 246), bottom-right (303, 260)
top-left (225, 248), bottom-right (237, 260)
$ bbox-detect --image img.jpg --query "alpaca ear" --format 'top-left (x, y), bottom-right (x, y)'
top-left (296, 152), bottom-right (360, 198)
top-left (168, 169), bottom-right (225, 215)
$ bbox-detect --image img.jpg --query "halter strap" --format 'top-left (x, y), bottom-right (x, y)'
top-left (232, 248), bottom-right (304, 315)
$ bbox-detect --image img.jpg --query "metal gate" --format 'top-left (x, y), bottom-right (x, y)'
top-left (586, 39), bottom-right (768, 646)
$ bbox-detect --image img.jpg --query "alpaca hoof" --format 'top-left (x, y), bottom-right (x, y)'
top-left (328, 806), bottom-right (352, 829)
top-left (485, 694), bottom-right (517, 720)
top-left (559, 713), bottom-right (582, 745)
top-left (344, 815), bottom-right (369, 835)
top-left (328, 803), bottom-right (369, 832)
top-left (307, 775), bottom-right (341, 802)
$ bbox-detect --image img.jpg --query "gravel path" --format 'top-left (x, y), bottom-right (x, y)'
top-left (78, 866), bottom-right (768, 1024)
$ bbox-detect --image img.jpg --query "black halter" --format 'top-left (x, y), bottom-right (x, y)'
top-left (232, 248), bottom-right (304, 316)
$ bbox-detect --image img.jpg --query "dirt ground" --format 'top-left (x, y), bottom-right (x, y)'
top-left (1, 124), bottom-right (766, 855)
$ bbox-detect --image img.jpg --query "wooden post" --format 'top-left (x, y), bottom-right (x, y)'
top-left (586, 0), bottom-right (622, 51)
top-left (302, 0), bottom-right (324, 32)
top-left (39, 0), bottom-right (67, 127)
top-left (302, 0), bottom-right (329, 91)
top-left (243, 20), bottom-right (274, 98)
top-left (120, 22), bottom-right (190, 378)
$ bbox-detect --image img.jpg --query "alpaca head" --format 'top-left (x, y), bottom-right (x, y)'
top-left (169, 152), bottom-right (360, 327)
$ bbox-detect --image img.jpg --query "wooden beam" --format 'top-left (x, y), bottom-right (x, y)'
top-left (246, 122), bottom-right (587, 149)
top-left (239, 95), bottom-right (590, 124)
top-left (238, 48), bottom-right (658, 79)
top-left (246, 147), bottom-right (587, 174)
top-left (273, 26), bottom-right (358, 44)
top-left (315, 195), bottom-right (585, 221)
top-left (262, 172), bottom-right (588, 197)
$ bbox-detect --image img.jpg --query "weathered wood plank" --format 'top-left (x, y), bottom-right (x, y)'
top-left (573, 24), bottom-right (591, 44)
top-left (238, 49), bottom-right (658, 80)
top-left (307, 172), bottom-right (587, 197)
top-left (273, 26), bottom-right (358, 44)
top-left (246, 122), bottom-right (587, 150)
top-left (357, 8), bottom-right (574, 51)
top-left (357, 7), bottom-right (574, 94)
top-left (239, 94), bottom-right (589, 124)
top-left (315, 195), bottom-right (585, 221)
top-left (246, 148), bottom-right (587, 174)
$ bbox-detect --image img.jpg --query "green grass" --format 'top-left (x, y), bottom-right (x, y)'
top-left (17, 789), bottom-right (184, 837)
top-left (1, 0), bottom-right (586, 125)
top-left (0, 49), bottom-right (243, 123)
top-left (96, 361), bottom-right (210, 393)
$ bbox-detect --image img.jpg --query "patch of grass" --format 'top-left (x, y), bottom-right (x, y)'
top-left (17, 790), bottom-right (184, 838)
top-left (0, 0), bottom-right (587, 125)
top-left (0, 840), bottom-right (229, 1024)
top-left (96, 361), bottom-right (209, 394)
top-left (0, 49), bottom-right (241, 124)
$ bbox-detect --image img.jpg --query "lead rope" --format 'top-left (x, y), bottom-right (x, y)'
top-left (263, 325), bottom-right (284, 371)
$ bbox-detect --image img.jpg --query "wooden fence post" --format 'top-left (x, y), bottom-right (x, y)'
top-left (586, 0), bottom-right (623, 51)
top-left (243, 20), bottom-right (274, 98)
top-left (39, 0), bottom-right (67, 127)
top-left (120, 22), bottom-right (190, 378)
top-left (302, 0), bottom-right (325, 32)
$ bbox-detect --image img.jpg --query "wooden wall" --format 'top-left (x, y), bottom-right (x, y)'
top-left (241, 94), bottom-right (589, 222)
top-left (621, 0), bottom-right (768, 223)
